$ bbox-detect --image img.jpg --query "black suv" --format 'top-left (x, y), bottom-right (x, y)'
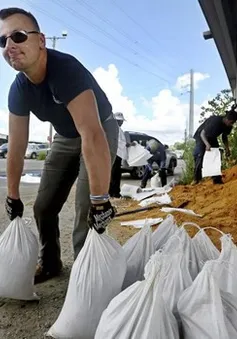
top-left (121, 131), bottom-right (178, 179)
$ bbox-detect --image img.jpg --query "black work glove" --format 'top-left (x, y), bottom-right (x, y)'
top-left (5, 197), bottom-right (24, 221)
top-left (88, 200), bottom-right (116, 234)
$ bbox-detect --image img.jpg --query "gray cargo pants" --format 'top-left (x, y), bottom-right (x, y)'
top-left (33, 118), bottom-right (118, 270)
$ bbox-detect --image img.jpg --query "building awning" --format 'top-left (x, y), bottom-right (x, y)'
top-left (198, 0), bottom-right (237, 95)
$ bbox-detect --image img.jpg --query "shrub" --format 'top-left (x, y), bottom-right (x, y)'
top-left (179, 140), bottom-right (195, 185)
top-left (37, 151), bottom-right (47, 161)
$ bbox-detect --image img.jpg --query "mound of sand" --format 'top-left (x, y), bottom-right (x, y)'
top-left (109, 165), bottom-right (237, 247)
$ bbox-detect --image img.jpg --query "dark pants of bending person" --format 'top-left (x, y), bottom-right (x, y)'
top-left (33, 118), bottom-right (118, 272)
top-left (109, 155), bottom-right (122, 198)
top-left (193, 140), bottom-right (223, 184)
top-left (141, 159), bottom-right (167, 188)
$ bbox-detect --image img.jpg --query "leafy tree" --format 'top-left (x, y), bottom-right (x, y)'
top-left (199, 89), bottom-right (235, 123)
top-left (173, 141), bottom-right (186, 150)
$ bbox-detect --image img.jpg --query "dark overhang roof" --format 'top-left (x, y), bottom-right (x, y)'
top-left (198, 0), bottom-right (237, 91)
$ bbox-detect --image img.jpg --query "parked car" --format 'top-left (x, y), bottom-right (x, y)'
top-left (25, 144), bottom-right (40, 159)
top-left (121, 131), bottom-right (178, 179)
top-left (0, 143), bottom-right (8, 158)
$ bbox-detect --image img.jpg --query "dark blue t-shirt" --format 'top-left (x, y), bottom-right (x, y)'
top-left (146, 143), bottom-right (166, 167)
top-left (193, 115), bottom-right (232, 143)
top-left (8, 48), bottom-right (113, 138)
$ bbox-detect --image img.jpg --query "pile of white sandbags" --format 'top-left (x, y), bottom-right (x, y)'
top-left (2, 214), bottom-right (237, 339)
top-left (95, 217), bottom-right (237, 339)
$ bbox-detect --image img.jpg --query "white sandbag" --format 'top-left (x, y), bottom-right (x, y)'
top-left (218, 234), bottom-right (237, 297)
top-left (177, 223), bottom-right (202, 280)
top-left (47, 229), bottom-right (127, 339)
top-left (0, 217), bottom-right (39, 301)
top-left (121, 217), bottom-right (163, 228)
top-left (95, 251), bottom-right (179, 339)
top-left (139, 193), bottom-right (171, 207)
top-left (21, 173), bottom-right (41, 184)
top-left (120, 184), bottom-right (156, 201)
top-left (150, 172), bottom-right (160, 188)
top-left (221, 291), bottom-right (237, 337)
top-left (161, 207), bottom-right (203, 217)
top-left (127, 143), bottom-right (152, 166)
top-left (122, 222), bottom-right (155, 290)
top-left (152, 214), bottom-right (178, 251)
top-left (153, 185), bottom-right (173, 195)
top-left (178, 261), bottom-right (230, 339)
top-left (192, 227), bottom-right (220, 266)
top-left (161, 235), bottom-right (192, 316)
top-left (202, 147), bottom-right (222, 177)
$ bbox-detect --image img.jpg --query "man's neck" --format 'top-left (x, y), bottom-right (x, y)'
top-left (24, 49), bottom-right (47, 84)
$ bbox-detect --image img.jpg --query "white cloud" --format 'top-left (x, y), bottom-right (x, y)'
top-left (175, 72), bottom-right (210, 91)
top-left (93, 64), bottom-right (207, 144)
top-left (93, 64), bottom-right (137, 119)
top-left (0, 109), bottom-right (8, 136)
top-left (0, 109), bottom-right (50, 142)
top-left (0, 64), bottom-right (208, 145)
top-left (29, 115), bottom-right (51, 142)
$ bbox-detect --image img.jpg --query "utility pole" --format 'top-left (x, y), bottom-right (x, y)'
top-left (184, 128), bottom-right (187, 144)
top-left (46, 32), bottom-right (67, 146)
top-left (188, 69), bottom-right (194, 139)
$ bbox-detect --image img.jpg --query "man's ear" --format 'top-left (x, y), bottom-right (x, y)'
top-left (39, 33), bottom-right (46, 49)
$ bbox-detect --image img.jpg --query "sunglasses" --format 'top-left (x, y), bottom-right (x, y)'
top-left (0, 30), bottom-right (39, 48)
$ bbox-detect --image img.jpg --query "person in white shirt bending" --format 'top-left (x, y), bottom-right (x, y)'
top-left (109, 112), bottom-right (131, 198)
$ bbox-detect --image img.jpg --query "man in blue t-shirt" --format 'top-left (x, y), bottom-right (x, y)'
top-left (0, 7), bottom-right (118, 283)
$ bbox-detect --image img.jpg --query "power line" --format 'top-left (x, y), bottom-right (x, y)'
top-left (22, 0), bottom-right (172, 84)
top-left (77, 0), bottom-right (138, 45)
top-left (111, 0), bottom-right (177, 66)
top-left (76, 0), bottom-right (176, 78)
top-left (50, 0), bottom-right (174, 81)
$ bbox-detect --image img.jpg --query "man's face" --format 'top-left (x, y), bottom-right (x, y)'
top-left (225, 119), bottom-right (235, 127)
top-left (117, 120), bottom-right (124, 127)
top-left (0, 14), bottom-right (45, 71)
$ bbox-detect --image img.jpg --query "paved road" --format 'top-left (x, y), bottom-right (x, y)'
top-left (0, 159), bottom-right (185, 190)
top-left (0, 159), bottom-right (44, 175)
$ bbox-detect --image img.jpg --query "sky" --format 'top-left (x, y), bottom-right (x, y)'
top-left (0, 0), bottom-right (231, 145)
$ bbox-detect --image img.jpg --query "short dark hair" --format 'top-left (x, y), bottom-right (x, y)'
top-left (226, 109), bottom-right (237, 122)
top-left (0, 7), bottom-right (40, 31)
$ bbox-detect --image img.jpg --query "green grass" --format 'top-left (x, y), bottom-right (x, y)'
top-left (37, 151), bottom-right (47, 161)
top-left (179, 140), bottom-right (195, 185)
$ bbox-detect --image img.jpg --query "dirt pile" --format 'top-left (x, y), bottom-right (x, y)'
top-left (109, 165), bottom-right (237, 246)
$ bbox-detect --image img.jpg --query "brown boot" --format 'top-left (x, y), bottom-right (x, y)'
top-left (34, 261), bottom-right (63, 284)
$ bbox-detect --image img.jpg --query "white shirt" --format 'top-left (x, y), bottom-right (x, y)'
top-left (117, 127), bottom-right (128, 160)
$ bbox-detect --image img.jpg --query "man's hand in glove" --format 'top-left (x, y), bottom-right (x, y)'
top-left (88, 200), bottom-right (116, 234)
top-left (5, 197), bottom-right (24, 221)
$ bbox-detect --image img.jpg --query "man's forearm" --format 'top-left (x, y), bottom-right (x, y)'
top-left (7, 153), bottom-right (24, 199)
top-left (82, 130), bottom-right (111, 196)
top-left (200, 130), bottom-right (209, 147)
